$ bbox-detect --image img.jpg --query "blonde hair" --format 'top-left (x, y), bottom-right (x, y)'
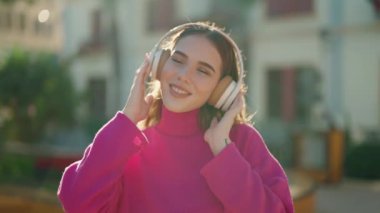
top-left (139, 22), bottom-right (253, 131)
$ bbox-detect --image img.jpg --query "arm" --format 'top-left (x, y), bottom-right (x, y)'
top-left (57, 112), bottom-right (148, 213)
top-left (201, 126), bottom-right (294, 213)
top-left (58, 54), bottom-right (153, 213)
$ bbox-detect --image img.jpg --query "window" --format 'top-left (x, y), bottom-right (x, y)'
top-left (34, 19), bottom-right (52, 36)
top-left (147, 0), bottom-right (175, 31)
top-left (266, 0), bottom-right (314, 18)
top-left (267, 70), bottom-right (282, 119)
top-left (0, 11), bottom-right (3, 29)
top-left (88, 78), bottom-right (106, 119)
top-left (91, 9), bottom-right (101, 42)
top-left (266, 67), bottom-right (321, 123)
top-left (34, 19), bottom-right (41, 34)
top-left (5, 11), bottom-right (12, 29)
top-left (19, 13), bottom-right (26, 32)
top-left (369, 0), bottom-right (380, 17)
top-left (34, 9), bottom-right (53, 37)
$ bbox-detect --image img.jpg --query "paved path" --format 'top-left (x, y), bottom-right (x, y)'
top-left (316, 178), bottom-right (380, 213)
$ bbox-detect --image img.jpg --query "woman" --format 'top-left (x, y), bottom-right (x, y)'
top-left (58, 22), bottom-right (294, 213)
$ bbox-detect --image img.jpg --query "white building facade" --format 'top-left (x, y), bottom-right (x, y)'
top-left (0, 0), bottom-right (64, 55)
top-left (0, 0), bottom-right (118, 120)
top-left (249, 0), bottom-right (380, 137)
top-left (63, 0), bottom-right (118, 120)
top-left (4, 0), bottom-right (377, 145)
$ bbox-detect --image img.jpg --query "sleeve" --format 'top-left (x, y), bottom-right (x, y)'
top-left (200, 125), bottom-right (294, 213)
top-left (57, 112), bottom-right (148, 213)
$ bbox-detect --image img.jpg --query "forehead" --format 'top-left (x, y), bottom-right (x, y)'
top-left (173, 35), bottom-right (222, 71)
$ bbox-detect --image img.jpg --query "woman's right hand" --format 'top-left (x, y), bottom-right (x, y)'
top-left (122, 54), bottom-right (154, 124)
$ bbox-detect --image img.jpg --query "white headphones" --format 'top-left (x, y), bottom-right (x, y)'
top-left (149, 22), bottom-right (244, 111)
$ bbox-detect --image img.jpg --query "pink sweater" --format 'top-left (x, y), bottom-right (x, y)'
top-left (58, 107), bottom-right (294, 213)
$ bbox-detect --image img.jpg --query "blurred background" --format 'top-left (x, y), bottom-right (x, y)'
top-left (0, 0), bottom-right (379, 212)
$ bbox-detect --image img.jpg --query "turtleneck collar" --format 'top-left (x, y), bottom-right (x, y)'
top-left (155, 105), bottom-right (202, 136)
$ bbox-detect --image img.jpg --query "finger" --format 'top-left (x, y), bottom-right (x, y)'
top-left (142, 53), bottom-right (152, 82)
top-left (144, 94), bottom-right (154, 106)
top-left (219, 112), bottom-right (235, 130)
top-left (136, 55), bottom-right (150, 84)
top-left (136, 57), bottom-right (147, 74)
top-left (210, 117), bottom-right (218, 128)
top-left (219, 93), bottom-right (243, 127)
top-left (229, 92), bottom-right (244, 113)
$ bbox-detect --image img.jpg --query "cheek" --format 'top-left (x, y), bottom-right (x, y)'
top-left (159, 63), bottom-right (175, 81)
top-left (195, 79), bottom-right (218, 97)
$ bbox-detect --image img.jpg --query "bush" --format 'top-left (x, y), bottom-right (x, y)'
top-left (0, 154), bottom-right (35, 183)
top-left (0, 153), bottom-right (62, 191)
top-left (0, 49), bottom-right (77, 143)
top-left (345, 142), bottom-right (380, 179)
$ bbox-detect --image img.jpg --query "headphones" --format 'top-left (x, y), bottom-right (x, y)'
top-left (149, 22), bottom-right (244, 111)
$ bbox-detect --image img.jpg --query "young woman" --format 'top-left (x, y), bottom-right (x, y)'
top-left (58, 22), bottom-right (294, 213)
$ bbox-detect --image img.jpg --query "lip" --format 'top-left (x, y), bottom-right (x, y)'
top-left (169, 84), bottom-right (191, 98)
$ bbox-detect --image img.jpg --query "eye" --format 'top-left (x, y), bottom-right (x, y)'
top-left (171, 56), bottom-right (183, 64)
top-left (197, 68), bottom-right (211, 76)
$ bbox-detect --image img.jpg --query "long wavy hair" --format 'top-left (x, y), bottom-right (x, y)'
top-left (139, 21), bottom-right (253, 131)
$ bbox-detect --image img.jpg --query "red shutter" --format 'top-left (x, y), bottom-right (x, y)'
top-left (266, 0), bottom-right (314, 17)
top-left (282, 68), bottom-right (296, 122)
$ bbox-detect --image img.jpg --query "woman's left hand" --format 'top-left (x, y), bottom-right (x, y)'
top-left (204, 92), bottom-right (245, 156)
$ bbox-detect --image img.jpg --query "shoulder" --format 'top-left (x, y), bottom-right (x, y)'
top-left (229, 123), bottom-right (270, 157)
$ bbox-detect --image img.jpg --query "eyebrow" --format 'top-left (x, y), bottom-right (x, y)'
top-left (173, 50), bottom-right (216, 73)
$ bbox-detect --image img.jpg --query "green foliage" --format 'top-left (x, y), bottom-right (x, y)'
top-left (84, 116), bottom-right (107, 138)
top-left (0, 153), bottom-right (35, 183)
top-left (0, 153), bottom-right (62, 191)
top-left (238, 0), bottom-right (256, 5)
top-left (345, 142), bottom-right (380, 179)
top-left (0, 0), bottom-right (35, 4)
top-left (0, 49), bottom-right (77, 143)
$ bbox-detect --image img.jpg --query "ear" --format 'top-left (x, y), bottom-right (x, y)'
top-left (151, 49), bottom-right (171, 80)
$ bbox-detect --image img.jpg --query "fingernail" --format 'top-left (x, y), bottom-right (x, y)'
top-left (145, 52), bottom-right (151, 60)
top-left (143, 55), bottom-right (149, 65)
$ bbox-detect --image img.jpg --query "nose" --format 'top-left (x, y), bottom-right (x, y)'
top-left (177, 66), bottom-right (191, 82)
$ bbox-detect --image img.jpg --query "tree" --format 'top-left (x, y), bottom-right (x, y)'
top-left (0, 49), bottom-right (77, 143)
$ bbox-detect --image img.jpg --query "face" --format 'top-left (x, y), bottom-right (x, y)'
top-left (160, 34), bottom-right (223, 113)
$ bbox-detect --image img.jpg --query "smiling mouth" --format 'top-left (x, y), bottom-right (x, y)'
top-left (169, 84), bottom-right (191, 97)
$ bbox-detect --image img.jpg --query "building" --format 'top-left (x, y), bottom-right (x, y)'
top-left (249, 0), bottom-right (380, 131)
top-left (63, 0), bottom-right (118, 121)
top-left (0, 0), bottom-right (249, 126)
top-left (0, 0), bottom-right (64, 56)
top-left (249, 0), bottom-right (380, 174)
top-left (4, 0), bottom-right (378, 170)
top-left (0, 0), bottom-right (120, 121)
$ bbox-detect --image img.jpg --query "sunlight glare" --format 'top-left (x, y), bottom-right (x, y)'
top-left (38, 9), bottom-right (50, 23)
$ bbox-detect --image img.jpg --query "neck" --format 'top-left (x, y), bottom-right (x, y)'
top-left (155, 105), bottom-right (202, 136)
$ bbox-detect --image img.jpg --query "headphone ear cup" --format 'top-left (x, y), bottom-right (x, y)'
top-left (151, 49), bottom-right (170, 80)
top-left (221, 82), bottom-right (240, 111)
top-left (208, 76), bottom-right (236, 110)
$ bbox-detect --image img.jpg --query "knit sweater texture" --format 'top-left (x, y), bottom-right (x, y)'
top-left (58, 106), bottom-right (294, 213)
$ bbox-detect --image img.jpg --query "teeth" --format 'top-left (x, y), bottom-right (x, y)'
top-left (172, 85), bottom-right (189, 95)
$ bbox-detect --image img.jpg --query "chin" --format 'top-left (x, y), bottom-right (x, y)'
top-left (161, 88), bottom-right (207, 113)
top-left (163, 102), bottom-right (192, 113)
